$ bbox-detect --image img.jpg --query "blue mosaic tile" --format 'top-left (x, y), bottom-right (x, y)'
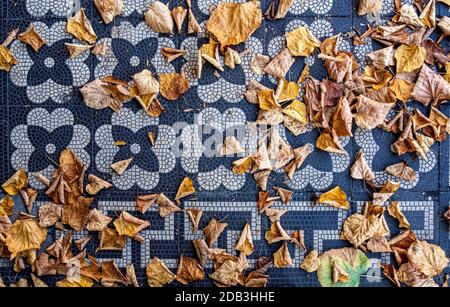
top-left (7, 0), bottom-right (94, 20)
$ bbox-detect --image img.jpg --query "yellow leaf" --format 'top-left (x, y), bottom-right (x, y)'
top-left (206, 1), bottom-right (262, 49)
top-left (113, 211), bottom-right (150, 238)
top-left (316, 129), bottom-right (348, 155)
top-left (159, 73), bottom-right (189, 101)
top-left (18, 26), bottom-right (46, 52)
top-left (282, 99), bottom-right (307, 124)
top-left (67, 9), bottom-right (97, 44)
top-left (146, 257), bottom-right (175, 287)
top-left (235, 223), bottom-right (254, 256)
top-left (175, 177), bottom-right (195, 201)
top-left (276, 79), bottom-right (300, 102)
top-left (258, 89), bottom-right (280, 111)
top-left (317, 186), bottom-right (349, 210)
top-left (286, 27), bottom-right (321, 57)
top-left (5, 219), bottom-right (47, 258)
top-left (394, 44), bottom-right (426, 74)
top-left (0, 45), bottom-right (17, 71)
top-left (362, 66), bottom-right (393, 90)
top-left (232, 156), bottom-right (253, 174)
top-left (2, 169), bottom-right (28, 196)
top-left (389, 79), bottom-right (414, 102)
top-left (0, 195), bottom-right (14, 217)
top-left (56, 276), bottom-right (94, 287)
top-left (444, 63), bottom-right (450, 83)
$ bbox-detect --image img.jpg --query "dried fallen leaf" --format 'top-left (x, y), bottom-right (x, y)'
top-left (264, 48), bottom-right (295, 79)
top-left (204, 218), bottom-right (228, 247)
top-left (102, 260), bottom-right (127, 285)
top-left (342, 213), bottom-right (382, 247)
top-left (97, 227), bottom-right (125, 251)
top-left (355, 95), bottom-right (395, 130)
top-left (358, 0), bottom-right (382, 15)
top-left (86, 174), bottom-right (112, 195)
top-left (156, 193), bottom-right (181, 217)
top-left (145, 1), bottom-right (174, 34)
top-left (38, 203), bottom-right (62, 228)
top-left (159, 73), bottom-right (189, 101)
top-left (219, 136), bottom-right (245, 156)
top-left (56, 276), bottom-right (94, 288)
top-left (388, 202), bottom-right (411, 229)
top-left (273, 242), bottom-right (292, 268)
top-left (0, 195), bottom-right (14, 217)
top-left (113, 211), bottom-right (150, 238)
top-left (18, 25), bottom-right (46, 52)
top-left (235, 223), bottom-right (254, 256)
top-left (273, 187), bottom-right (292, 204)
top-left (5, 219), bottom-right (47, 258)
top-left (398, 263), bottom-right (438, 287)
top-left (147, 257), bottom-right (175, 287)
top-left (161, 47), bottom-right (186, 63)
top-left (316, 186), bottom-right (349, 210)
top-left (175, 177), bottom-right (195, 202)
top-left (0, 45), bottom-right (17, 72)
top-left (111, 158), bottom-right (132, 175)
top-left (86, 208), bottom-right (112, 232)
top-left (176, 255), bottom-right (205, 285)
top-left (395, 44), bottom-right (427, 74)
top-left (316, 129), bottom-right (348, 155)
top-left (265, 221), bottom-right (291, 244)
top-left (407, 240), bottom-right (448, 277)
top-left (206, 1), bottom-right (262, 49)
top-left (265, 208), bottom-right (287, 223)
top-left (286, 27), bottom-right (321, 57)
top-left (250, 53), bottom-right (270, 75)
top-left (61, 196), bottom-right (92, 231)
top-left (94, 0), bottom-right (123, 24)
top-left (65, 43), bottom-right (92, 58)
top-left (385, 162), bottom-right (416, 181)
top-left (186, 208), bottom-right (203, 232)
top-left (300, 250), bottom-right (321, 273)
top-left (67, 9), bottom-right (97, 44)
top-left (350, 150), bottom-right (375, 181)
top-left (2, 169), bottom-right (28, 196)
top-left (411, 64), bottom-right (450, 106)
top-left (171, 6), bottom-right (187, 33)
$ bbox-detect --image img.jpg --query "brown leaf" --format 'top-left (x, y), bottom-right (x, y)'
top-left (358, 0), bottom-right (382, 15)
top-left (398, 263), bottom-right (438, 287)
top-left (65, 43), bottom-right (92, 58)
top-left (31, 273), bottom-right (48, 287)
top-left (412, 64), bottom-right (450, 106)
top-left (265, 208), bottom-right (287, 222)
top-left (161, 47), bottom-right (187, 63)
top-left (38, 202), bottom-right (62, 228)
top-left (67, 9), bottom-right (97, 44)
top-left (385, 162), bottom-right (416, 181)
top-left (273, 187), bottom-right (292, 204)
top-left (285, 145), bottom-right (311, 180)
top-left (147, 257), bottom-right (175, 287)
top-left (219, 136), bottom-right (245, 156)
top-left (175, 177), bottom-right (195, 201)
top-left (2, 169), bottom-right (28, 196)
top-left (373, 180), bottom-right (400, 205)
top-left (97, 227), bottom-right (125, 251)
top-left (250, 53), bottom-right (270, 75)
top-left (176, 255), bottom-right (205, 285)
top-left (286, 27), bottom-right (320, 57)
top-left (380, 264), bottom-right (401, 287)
top-left (290, 230), bottom-right (306, 250)
top-left (160, 73), bottom-right (190, 101)
top-left (235, 223), bottom-right (254, 256)
top-left (136, 194), bottom-right (157, 214)
top-left (273, 242), bottom-right (293, 268)
top-left (316, 186), bottom-right (349, 210)
top-left (209, 259), bottom-right (241, 286)
top-left (367, 45), bottom-right (395, 69)
top-left (86, 208), bottom-right (112, 232)
top-left (62, 196), bottom-right (92, 231)
top-left (355, 95), bottom-right (395, 130)
top-left (74, 236), bottom-right (91, 251)
top-left (5, 219), bottom-right (47, 258)
top-left (316, 129), bottom-right (348, 155)
top-left (342, 213), bottom-right (382, 247)
top-left (332, 97), bottom-right (353, 137)
top-left (0, 45), bottom-right (17, 72)
top-left (18, 25), bottom-right (46, 52)
top-left (113, 211), bottom-right (150, 238)
top-left (224, 47), bottom-right (242, 69)
top-left (367, 236), bottom-right (392, 253)
top-left (300, 250), bottom-right (320, 273)
top-left (350, 150), bottom-right (375, 181)
top-left (407, 240), bottom-right (448, 277)
top-left (111, 158), bottom-right (133, 175)
top-left (102, 260), bottom-right (127, 285)
top-left (274, 0), bottom-right (293, 19)
top-left (80, 79), bottom-right (123, 111)
top-left (56, 276), bottom-right (93, 288)
top-left (387, 201), bottom-right (411, 229)
top-left (263, 48), bottom-right (295, 79)
top-left (389, 229), bottom-right (417, 266)
top-left (156, 193), bottom-right (181, 217)
top-left (206, 1), bottom-right (262, 49)
top-left (186, 209), bottom-right (203, 232)
top-left (171, 7), bottom-right (187, 33)
top-left (86, 174), bottom-right (112, 195)
top-left (204, 218), bottom-right (228, 247)
top-left (257, 191), bottom-right (279, 214)
top-left (0, 195), bottom-right (14, 217)
top-left (126, 263), bottom-right (139, 287)
top-left (265, 221), bottom-right (291, 244)
top-left (144, 1), bottom-right (173, 34)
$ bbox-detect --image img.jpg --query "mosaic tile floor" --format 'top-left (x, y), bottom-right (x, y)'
top-left (0, 0), bottom-right (449, 287)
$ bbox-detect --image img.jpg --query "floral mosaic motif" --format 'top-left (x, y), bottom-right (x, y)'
top-left (95, 108), bottom-right (176, 190)
top-left (10, 108), bottom-right (91, 189)
top-left (9, 21), bottom-right (91, 104)
top-left (25, 0), bottom-right (81, 17)
top-left (289, 0), bottom-right (334, 15)
top-left (94, 21), bottom-right (175, 79)
top-left (180, 107), bottom-right (258, 191)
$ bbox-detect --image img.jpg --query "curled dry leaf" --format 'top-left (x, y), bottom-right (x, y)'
top-left (235, 223), bottom-right (254, 256)
top-left (146, 257), bottom-right (175, 287)
top-left (159, 73), bottom-right (189, 101)
top-left (56, 276), bottom-right (94, 288)
top-left (273, 242), bottom-right (293, 268)
top-left (367, 45), bottom-right (395, 69)
top-left (317, 248), bottom-right (371, 287)
top-left (285, 145), bottom-right (311, 180)
top-left (389, 78), bottom-right (414, 102)
top-left (186, 0), bottom-right (201, 34)
top-left (350, 150), bottom-right (375, 181)
top-left (395, 44), bottom-right (427, 74)
top-left (411, 64), bottom-right (450, 106)
top-left (175, 177), bottom-right (195, 201)
top-left (355, 96), bottom-right (395, 130)
top-left (366, 236), bottom-right (392, 253)
top-left (171, 6), bottom-right (187, 33)
top-left (219, 136), bottom-right (245, 156)
top-left (209, 259), bottom-right (241, 287)
top-left (156, 193), bottom-right (181, 217)
top-left (176, 255), bottom-right (205, 285)
top-left (61, 196), bottom-right (93, 231)
top-left (18, 25), bottom-right (46, 52)
top-left (31, 273), bottom-right (48, 287)
top-left (0, 45), bottom-right (17, 72)
top-left (86, 208), bottom-right (112, 232)
top-left (126, 263), bottom-right (139, 287)
top-left (65, 43), bottom-right (92, 58)
top-left (204, 218), bottom-right (228, 247)
top-left (358, 0), bottom-right (382, 15)
top-left (282, 100), bottom-right (307, 124)
top-left (38, 203), bottom-right (62, 228)
top-left (5, 219), bottom-right (47, 258)
top-left (265, 208), bottom-right (287, 223)
top-left (145, 1), bottom-right (173, 34)
top-left (381, 264), bottom-right (401, 287)
top-left (332, 97), bottom-right (353, 137)
top-left (265, 221), bottom-right (291, 244)
top-left (373, 180), bottom-right (400, 205)
top-left (0, 195), bottom-right (14, 217)
top-left (274, 0), bottom-right (294, 19)
top-left (316, 186), bottom-right (349, 210)
top-left (133, 69), bottom-right (159, 96)
top-left (206, 1), bottom-right (262, 49)
top-left (2, 169), bottom-right (28, 196)
top-left (224, 48), bottom-right (242, 69)
top-left (94, 0), bottom-right (123, 24)
top-left (80, 79), bottom-right (126, 111)
top-left (300, 250), bottom-right (321, 273)
top-left (257, 191), bottom-right (279, 214)
top-left (388, 201), bottom-right (411, 229)
top-left (111, 158), bottom-right (132, 175)
top-left (98, 227), bottom-right (125, 251)
top-left (161, 47), bottom-right (186, 63)
top-left (250, 53), bottom-right (270, 75)
top-left (86, 174), bottom-right (112, 195)
top-left (75, 236), bottom-right (91, 251)
top-left (273, 187), bottom-right (292, 204)
top-left (92, 42), bottom-right (109, 56)
top-left (113, 211), bottom-right (150, 238)
top-left (342, 213), bottom-right (381, 247)
top-left (419, 0), bottom-right (436, 28)
top-left (102, 260), bottom-right (127, 285)
top-left (135, 194), bottom-right (157, 214)
top-left (258, 89), bottom-right (279, 111)
top-left (385, 162), bottom-right (416, 181)
top-left (67, 9), bottom-right (97, 44)
top-left (264, 48), bottom-right (295, 79)
top-left (316, 129), bottom-right (348, 155)
top-left (286, 27), bottom-right (321, 57)
top-left (397, 263), bottom-right (438, 287)
top-left (407, 240), bottom-right (448, 277)
top-left (186, 208), bottom-right (203, 232)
